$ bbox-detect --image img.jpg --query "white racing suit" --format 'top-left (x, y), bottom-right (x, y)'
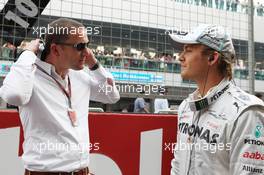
top-left (171, 78), bottom-right (264, 175)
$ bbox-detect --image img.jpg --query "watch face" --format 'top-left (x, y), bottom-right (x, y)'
top-left (90, 62), bottom-right (99, 70)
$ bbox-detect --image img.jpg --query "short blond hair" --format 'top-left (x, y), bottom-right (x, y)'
top-left (202, 46), bottom-right (233, 80)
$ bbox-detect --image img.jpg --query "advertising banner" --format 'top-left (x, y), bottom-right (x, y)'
top-left (0, 111), bottom-right (177, 175)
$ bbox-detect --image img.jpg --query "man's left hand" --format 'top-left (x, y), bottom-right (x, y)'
top-left (85, 48), bottom-right (97, 69)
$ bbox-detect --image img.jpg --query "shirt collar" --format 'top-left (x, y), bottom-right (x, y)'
top-left (35, 58), bottom-right (53, 76)
top-left (35, 58), bottom-right (68, 82)
top-left (188, 78), bottom-right (231, 111)
top-left (189, 78), bottom-right (229, 101)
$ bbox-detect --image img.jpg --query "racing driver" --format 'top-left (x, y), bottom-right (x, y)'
top-left (169, 24), bottom-right (264, 175)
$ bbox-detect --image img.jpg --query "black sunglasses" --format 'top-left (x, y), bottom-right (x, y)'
top-left (55, 42), bottom-right (90, 51)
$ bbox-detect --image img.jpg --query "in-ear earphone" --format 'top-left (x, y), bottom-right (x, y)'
top-left (208, 55), bottom-right (214, 62)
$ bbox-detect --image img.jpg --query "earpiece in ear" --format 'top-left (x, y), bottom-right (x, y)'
top-left (208, 55), bottom-right (214, 62)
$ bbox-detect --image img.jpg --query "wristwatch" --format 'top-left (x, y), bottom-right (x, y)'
top-left (89, 62), bottom-right (100, 71)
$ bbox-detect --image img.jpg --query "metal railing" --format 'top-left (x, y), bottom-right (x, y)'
top-left (96, 55), bottom-right (181, 73)
top-left (0, 50), bottom-right (263, 81)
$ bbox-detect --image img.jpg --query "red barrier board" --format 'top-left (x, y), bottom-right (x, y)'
top-left (0, 111), bottom-right (177, 175)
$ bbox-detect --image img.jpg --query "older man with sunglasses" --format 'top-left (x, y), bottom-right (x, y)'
top-left (0, 18), bottom-right (120, 175)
